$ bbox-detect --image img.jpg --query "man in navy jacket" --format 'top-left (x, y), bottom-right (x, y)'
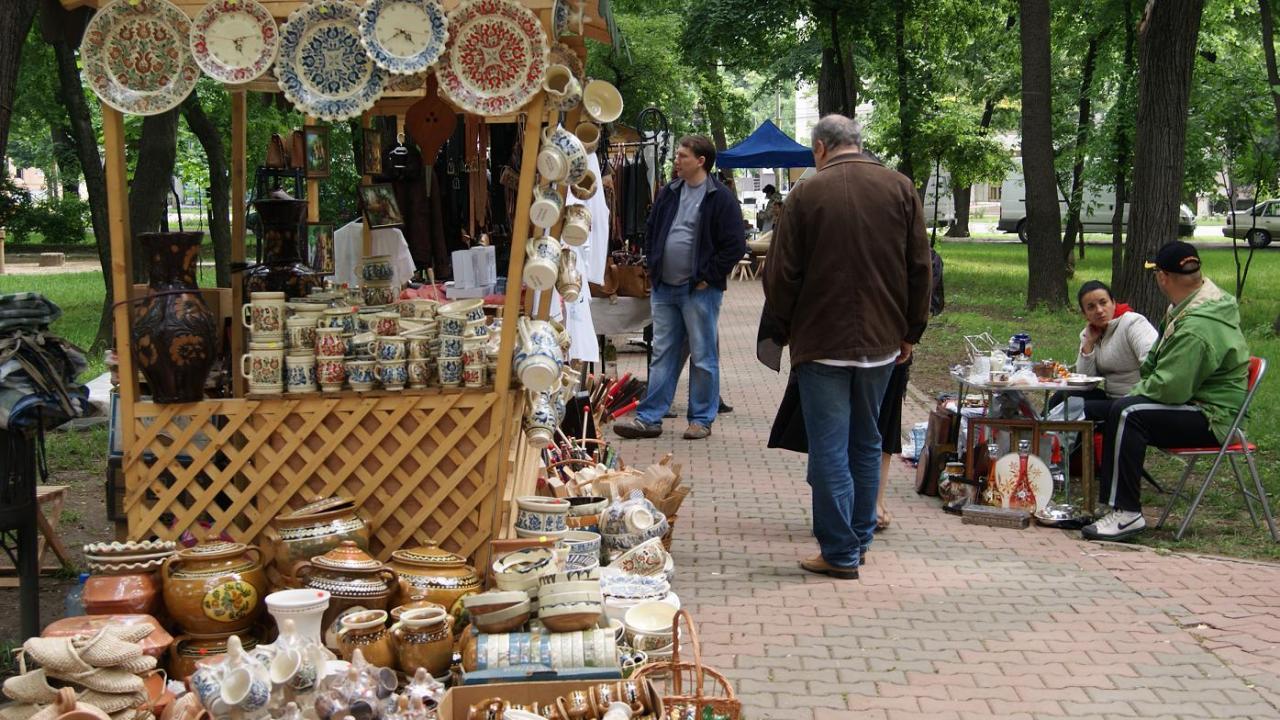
top-left (615, 135), bottom-right (746, 440)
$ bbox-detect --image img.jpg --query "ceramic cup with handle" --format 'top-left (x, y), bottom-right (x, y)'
top-left (574, 122), bottom-right (601, 154)
top-left (542, 64), bottom-right (582, 111)
top-left (376, 360), bottom-right (408, 391)
top-left (530, 183), bottom-right (565, 229)
top-left (345, 359), bottom-right (376, 391)
top-left (285, 315), bottom-right (318, 351)
top-left (284, 352), bottom-right (317, 393)
top-left (515, 318), bottom-right (562, 392)
top-left (583, 79), bottom-right (624, 123)
top-left (524, 388), bottom-right (557, 446)
top-left (556, 248), bottom-right (583, 303)
top-left (241, 341), bottom-right (285, 394)
top-left (242, 291), bottom-right (286, 340)
top-left (221, 666), bottom-right (270, 713)
top-left (359, 255), bottom-right (394, 283)
top-left (438, 356), bottom-right (463, 387)
top-left (317, 357), bottom-right (345, 392)
top-left (562, 205), bottom-right (592, 246)
top-left (315, 327), bottom-right (346, 358)
top-left (372, 311), bottom-right (401, 337)
top-left (538, 125), bottom-right (588, 184)
top-left (373, 335), bottom-right (408, 362)
top-left (408, 359), bottom-right (431, 388)
top-left (570, 169), bottom-right (599, 201)
top-left (523, 235), bottom-right (562, 291)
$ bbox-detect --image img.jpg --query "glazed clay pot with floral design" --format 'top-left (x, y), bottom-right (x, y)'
top-left (162, 541), bottom-right (268, 635)
top-left (294, 541), bottom-right (398, 651)
top-left (386, 543), bottom-right (481, 625)
top-left (169, 631), bottom-right (258, 680)
top-left (130, 231), bottom-right (218, 404)
top-left (271, 497), bottom-right (370, 580)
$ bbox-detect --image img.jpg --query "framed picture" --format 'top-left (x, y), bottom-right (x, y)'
top-left (303, 125), bottom-right (331, 178)
top-left (359, 183), bottom-right (404, 228)
top-left (307, 222), bottom-right (335, 274)
top-left (361, 127), bottom-right (384, 176)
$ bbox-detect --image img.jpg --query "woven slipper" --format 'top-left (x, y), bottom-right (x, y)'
top-left (111, 709), bottom-right (154, 720)
top-left (98, 626), bottom-right (154, 645)
top-left (3, 668), bottom-right (59, 704)
top-left (80, 690), bottom-right (147, 714)
top-left (0, 703), bottom-right (42, 720)
top-left (22, 637), bottom-right (94, 676)
top-left (75, 631), bottom-right (144, 668)
top-left (45, 667), bottom-right (145, 696)
top-left (114, 655), bottom-right (157, 675)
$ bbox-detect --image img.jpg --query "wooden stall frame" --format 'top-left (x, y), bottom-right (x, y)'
top-left (78, 0), bottom-right (610, 565)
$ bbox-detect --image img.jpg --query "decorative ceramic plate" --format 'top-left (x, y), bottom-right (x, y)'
top-left (80, 0), bottom-right (201, 115)
top-left (190, 0), bottom-right (279, 84)
top-left (359, 0), bottom-right (449, 75)
top-left (276, 1), bottom-right (387, 121)
top-left (991, 451), bottom-right (1054, 511)
top-left (437, 0), bottom-right (548, 116)
top-left (549, 42), bottom-right (584, 85)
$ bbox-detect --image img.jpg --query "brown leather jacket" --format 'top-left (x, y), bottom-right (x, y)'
top-left (763, 154), bottom-right (932, 365)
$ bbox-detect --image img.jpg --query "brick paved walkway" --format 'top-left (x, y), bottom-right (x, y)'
top-left (607, 281), bottom-right (1280, 719)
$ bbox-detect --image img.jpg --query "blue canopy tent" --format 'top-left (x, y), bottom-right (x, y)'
top-left (717, 120), bottom-right (813, 169)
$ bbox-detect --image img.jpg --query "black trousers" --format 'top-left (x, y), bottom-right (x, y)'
top-left (1098, 395), bottom-right (1218, 512)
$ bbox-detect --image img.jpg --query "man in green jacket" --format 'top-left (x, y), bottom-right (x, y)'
top-left (1083, 241), bottom-right (1251, 541)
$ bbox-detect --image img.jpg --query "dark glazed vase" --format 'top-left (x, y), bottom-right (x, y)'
top-left (131, 231), bottom-right (218, 404)
top-left (245, 195), bottom-right (321, 299)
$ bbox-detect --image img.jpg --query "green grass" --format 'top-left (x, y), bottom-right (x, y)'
top-left (917, 241), bottom-right (1280, 560)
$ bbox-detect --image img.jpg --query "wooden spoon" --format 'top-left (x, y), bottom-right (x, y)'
top-left (405, 76), bottom-right (457, 165)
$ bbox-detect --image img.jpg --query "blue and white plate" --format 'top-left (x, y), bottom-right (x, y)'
top-left (276, 1), bottom-right (386, 121)
top-left (358, 0), bottom-right (449, 75)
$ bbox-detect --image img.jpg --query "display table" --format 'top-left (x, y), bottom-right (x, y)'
top-left (589, 296), bottom-right (652, 376)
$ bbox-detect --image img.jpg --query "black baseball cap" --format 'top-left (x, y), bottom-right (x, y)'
top-left (1144, 241), bottom-right (1201, 274)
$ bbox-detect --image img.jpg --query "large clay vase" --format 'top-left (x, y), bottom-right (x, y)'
top-left (245, 194), bottom-right (321, 300)
top-left (161, 541), bottom-right (268, 635)
top-left (131, 231), bottom-right (217, 404)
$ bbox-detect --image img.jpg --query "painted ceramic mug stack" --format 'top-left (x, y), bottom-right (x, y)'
top-left (358, 256), bottom-right (397, 307)
top-left (436, 299), bottom-right (487, 389)
top-left (283, 301), bottom-right (325, 394)
top-left (241, 291), bottom-right (287, 394)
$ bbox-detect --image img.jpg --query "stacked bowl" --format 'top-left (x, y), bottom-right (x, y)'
top-left (462, 590), bottom-right (531, 634)
top-left (514, 496), bottom-right (570, 539)
top-left (537, 572), bottom-right (603, 633)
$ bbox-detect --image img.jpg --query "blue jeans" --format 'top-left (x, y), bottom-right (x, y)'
top-left (635, 282), bottom-right (723, 426)
top-left (796, 361), bottom-right (895, 567)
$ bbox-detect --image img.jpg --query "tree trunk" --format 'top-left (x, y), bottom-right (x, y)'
top-left (817, 9), bottom-right (853, 117)
top-left (1019, 0), bottom-right (1068, 309)
top-left (128, 110), bottom-right (181, 283)
top-left (1061, 34), bottom-right (1102, 270)
top-left (895, 0), bottom-right (915, 182)
top-left (181, 89), bottom-right (232, 288)
top-left (0, 0), bottom-right (39, 170)
top-left (1111, 0), bottom-right (1136, 287)
top-left (1117, 0), bottom-right (1206, 320)
top-left (947, 98), bottom-right (997, 238)
top-left (47, 8), bottom-right (113, 349)
top-left (1260, 0), bottom-right (1280, 143)
top-left (53, 125), bottom-right (80, 197)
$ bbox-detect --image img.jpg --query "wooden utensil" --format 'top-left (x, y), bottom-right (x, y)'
top-left (405, 76), bottom-right (457, 164)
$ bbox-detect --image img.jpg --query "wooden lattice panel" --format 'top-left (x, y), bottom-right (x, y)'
top-left (123, 391), bottom-right (514, 561)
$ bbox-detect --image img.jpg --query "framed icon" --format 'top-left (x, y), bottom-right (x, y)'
top-left (361, 127), bottom-right (384, 176)
top-left (307, 222), bottom-right (335, 274)
top-left (303, 124), bottom-right (331, 178)
top-left (359, 183), bottom-right (404, 228)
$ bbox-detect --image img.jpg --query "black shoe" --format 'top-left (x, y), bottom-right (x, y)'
top-left (613, 418), bottom-right (663, 439)
top-left (664, 411), bottom-right (677, 419)
top-left (719, 399), bottom-right (733, 413)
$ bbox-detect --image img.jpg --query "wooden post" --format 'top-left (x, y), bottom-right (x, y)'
top-left (305, 115), bottom-right (320, 224)
top-left (231, 91), bottom-right (248, 398)
top-left (0, 227), bottom-right (6, 274)
top-left (102, 105), bottom-right (136, 503)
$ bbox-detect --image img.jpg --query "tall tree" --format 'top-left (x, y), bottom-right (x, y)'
top-left (1060, 33), bottom-right (1103, 269)
top-left (1019, 0), bottom-right (1068, 308)
top-left (1108, 0), bottom-right (1136, 285)
top-left (1261, 0), bottom-right (1280, 145)
top-left (0, 0), bottom-right (39, 170)
top-left (1116, 0), bottom-right (1206, 319)
top-left (128, 110), bottom-right (181, 283)
top-left (894, 0), bottom-right (916, 181)
top-left (180, 87), bottom-right (232, 288)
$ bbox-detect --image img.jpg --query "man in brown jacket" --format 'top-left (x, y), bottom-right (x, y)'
top-left (764, 114), bottom-right (932, 579)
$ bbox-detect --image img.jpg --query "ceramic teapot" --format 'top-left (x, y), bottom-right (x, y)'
top-left (386, 543), bottom-right (481, 625)
top-left (161, 542), bottom-right (268, 635)
top-left (294, 541), bottom-right (398, 651)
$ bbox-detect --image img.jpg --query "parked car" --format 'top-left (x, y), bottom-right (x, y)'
top-left (1223, 200), bottom-right (1278, 248)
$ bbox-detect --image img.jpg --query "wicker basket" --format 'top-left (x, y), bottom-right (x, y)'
top-left (632, 610), bottom-right (741, 720)
top-left (660, 514), bottom-right (677, 551)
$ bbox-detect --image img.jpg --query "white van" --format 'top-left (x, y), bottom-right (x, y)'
top-left (792, 165), bottom-right (954, 227)
top-left (997, 159), bottom-right (1195, 241)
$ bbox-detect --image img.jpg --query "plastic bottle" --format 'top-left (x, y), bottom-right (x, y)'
top-left (65, 572), bottom-right (90, 617)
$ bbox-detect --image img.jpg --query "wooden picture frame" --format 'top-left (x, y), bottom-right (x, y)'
top-left (361, 127), bottom-right (384, 176)
top-left (307, 222), bottom-right (335, 274)
top-left (359, 183), bottom-right (404, 228)
top-left (303, 124), bottom-right (331, 178)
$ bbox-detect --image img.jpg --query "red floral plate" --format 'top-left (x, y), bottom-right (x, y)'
top-left (437, 0), bottom-right (548, 116)
top-left (81, 0), bottom-right (200, 116)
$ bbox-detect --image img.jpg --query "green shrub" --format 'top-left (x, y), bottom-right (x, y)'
top-left (4, 194), bottom-right (91, 244)
top-left (0, 175), bottom-right (32, 232)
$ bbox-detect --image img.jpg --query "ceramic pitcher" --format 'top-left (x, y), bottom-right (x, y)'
top-left (390, 607), bottom-right (453, 676)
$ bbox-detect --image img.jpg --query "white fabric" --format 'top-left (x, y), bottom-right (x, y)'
top-left (566, 154), bottom-right (610, 285)
top-left (1075, 311), bottom-right (1158, 398)
top-left (547, 245), bottom-right (600, 363)
top-left (333, 219), bottom-right (417, 290)
top-left (815, 351), bottom-right (900, 368)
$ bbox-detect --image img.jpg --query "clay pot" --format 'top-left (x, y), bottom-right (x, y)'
top-left (244, 195), bottom-right (322, 300)
top-left (161, 542), bottom-right (268, 635)
top-left (271, 497), bottom-right (370, 579)
top-left (130, 231), bottom-right (218, 404)
top-left (390, 607), bottom-right (453, 677)
top-left (169, 631), bottom-right (258, 681)
top-left (40, 614), bottom-right (171, 660)
top-left (390, 598), bottom-right (447, 623)
top-left (83, 573), bottom-right (161, 615)
top-left (336, 610), bottom-right (395, 668)
top-left (294, 541), bottom-right (398, 651)
top-left (387, 544), bottom-right (481, 625)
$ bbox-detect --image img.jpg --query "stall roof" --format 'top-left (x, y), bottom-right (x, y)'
top-left (717, 120), bottom-right (813, 170)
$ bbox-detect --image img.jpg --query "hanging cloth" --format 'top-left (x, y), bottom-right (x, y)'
top-left (566, 154), bottom-right (610, 285)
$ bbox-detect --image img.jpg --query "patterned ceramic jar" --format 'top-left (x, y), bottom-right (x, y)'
top-left (345, 359), bottom-right (377, 391)
top-left (161, 542), bottom-right (268, 635)
top-left (241, 341), bottom-right (285, 394)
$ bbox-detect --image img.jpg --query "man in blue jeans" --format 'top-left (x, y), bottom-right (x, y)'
top-left (764, 115), bottom-right (932, 579)
top-left (614, 135), bottom-right (746, 440)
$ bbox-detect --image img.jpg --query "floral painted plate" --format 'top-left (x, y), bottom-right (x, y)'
top-left (276, 1), bottom-right (387, 122)
top-left (437, 0), bottom-right (548, 116)
top-left (190, 0), bottom-right (279, 84)
top-left (359, 0), bottom-right (449, 75)
top-left (80, 0), bottom-right (200, 116)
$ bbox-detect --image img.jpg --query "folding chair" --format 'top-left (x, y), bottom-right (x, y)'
top-left (1155, 356), bottom-right (1278, 541)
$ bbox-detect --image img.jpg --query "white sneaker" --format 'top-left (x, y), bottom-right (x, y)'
top-left (1082, 510), bottom-right (1146, 541)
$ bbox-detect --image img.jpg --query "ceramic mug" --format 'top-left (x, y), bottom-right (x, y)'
top-left (515, 320), bottom-right (562, 392)
top-left (315, 327), bottom-right (346, 358)
top-left (574, 122), bottom-right (601, 154)
top-left (242, 291), bottom-right (286, 339)
top-left (463, 365), bottom-right (486, 389)
top-left (345, 359), bottom-right (376, 391)
top-left (221, 667), bottom-right (270, 713)
top-left (241, 342), bottom-right (285, 394)
top-left (322, 306), bottom-right (356, 333)
top-left (317, 357), bottom-right (346, 391)
top-left (438, 315), bottom-right (466, 337)
top-left (524, 389), bottom-right (557, 446)
top-left (583, 79), bottom-right (624, 124)
top-left (406, 333), bottom-right (432, 360)
top-left (562, 205), bottom-right (592, 246)
top-left (543, 64), bottom-right (582, 111)
top-left (523, 235), bottom-right (562, 291)
top-left (530, 183), bottom-right (565, 229)
top-left (439, 356), bottom-right (463, 387)
top-left (463, 320), bottom-right (489, 339)
top-left (408, 359), bottom-right (431, 388)
top-left (539, 125), bottom-right (588, 184)
top-left (374, 335), bottom-right (408, 362)
top-left (438, 335), bottom-right (465, 359)
top-left (376, 360), bottom-right (408, 390)
top-left (462, 341), bottom-right (487, 371)
top-left (401, 299), bottom-right (439, 319)
top-left (373, 311), bottom-right (401, 337)
top-left (336, 610), bottom-right (395, 668)
top-left (362, 283), bottom-right (397, 307)
top-left (570, 169), bottom-right (599, 201)
top-left (285, 315), bottom-right (318, 351)
top-left (285, 352), bottom-right (317, 393)
top-left (360, 255), bottom-right (394, 283)
top-left (557, 248), bottom-right (582, 302)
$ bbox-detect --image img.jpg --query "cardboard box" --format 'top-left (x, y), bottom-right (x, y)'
top-left (437, 678), bottom-right (663, 720)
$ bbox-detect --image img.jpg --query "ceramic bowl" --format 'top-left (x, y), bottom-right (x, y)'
top-left (462, 590), bottom-right (529, 615)
top-left (438, 299), bottom-right (484, 323)
top-left (582, 80), bottom-right (623, 123)
top-left (539, 602), bottom-right (602, 633)
top-left (624, 600), bottom-right (677, 638)
top-left (558, 530), bottom-right (601, 559)
top-left (567, 496), bottom-right (608, 517)
top-left (538, 579), bottom-right (600, 596)
top-left (515, 496), bottom-right (571, 537)
top-left (538, 567), bottom-right (600, 586)
top-left (537, 589), bottom-right (602, 608)
top-left (600, 570), bottom-right (669, 600)
top-left (608, 538), bottom-right (669, 577)
top-left (472, 599), bottom-right (532, 634)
